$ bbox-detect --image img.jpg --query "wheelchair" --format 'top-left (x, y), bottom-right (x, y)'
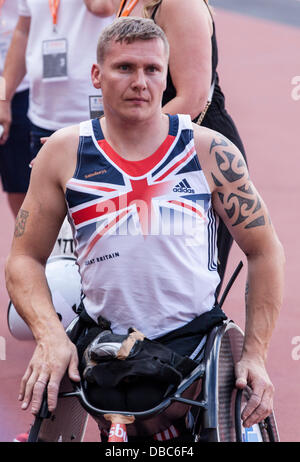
top-left (9, 257), bottom-right (279, 443)
top-left (26, 312), bottom-right (280, 442)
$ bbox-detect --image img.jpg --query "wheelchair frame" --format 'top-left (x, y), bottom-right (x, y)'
top-left (27, 318), bottom-right (280, 442)
top-left (26, 261), bottom-right (279, 442)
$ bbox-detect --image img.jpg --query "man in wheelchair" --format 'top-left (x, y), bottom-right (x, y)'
top-left (5, 17), bottom-right (285, 442)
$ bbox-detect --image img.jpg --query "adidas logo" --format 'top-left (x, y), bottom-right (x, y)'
top-left (173, 179), bottom-right (195, 194)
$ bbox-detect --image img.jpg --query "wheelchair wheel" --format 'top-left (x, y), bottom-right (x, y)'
top-left (199, 321), bottom-right (280, 442)
top-left (234, 388), bottom-right (280, 442)
top-left (27, 373), bottom-right (89, 442)
top-left (217, 322), bottom-right (244, 441)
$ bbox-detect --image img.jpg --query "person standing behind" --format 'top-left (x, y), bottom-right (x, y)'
top-left (0, 0), bottom-right (114, 257)
top-left (85, 0), bottom-right (247, 295)
top-left (0, 0), bottom-right (31, 217)
top-left (0, 0), bottom-right (114, 161)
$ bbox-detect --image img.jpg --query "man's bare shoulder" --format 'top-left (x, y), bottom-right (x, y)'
top-left (192, 122), bottom-right (275, 243)
top-left (31, 124), bottom-right (80, 188)
top-left (44, 124), bottom-right (80, 148)
top-left (192, 122), bottom-right (239, 160)
top-left (191, 122), bottom-right (248, 193)
top-left (35, 125), bottom-right (79, 161)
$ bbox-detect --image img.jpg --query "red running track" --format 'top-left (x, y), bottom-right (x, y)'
top-left (0, 9), bottom-right (299, 442)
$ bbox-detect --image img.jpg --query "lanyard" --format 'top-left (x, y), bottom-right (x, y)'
top-left (48, 0), bottom-right (60, 31)
top-left (0, 0), bottom-right (5, 17)
top-left (117, 0), bottom-right (139, 17)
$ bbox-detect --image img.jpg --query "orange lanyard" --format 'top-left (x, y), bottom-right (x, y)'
top-left (0, 0), bottom-right (5, 17)
top-left (48, 0), bottom-right (60, 30)
top-left (117, 0), bottom-right (139, 17)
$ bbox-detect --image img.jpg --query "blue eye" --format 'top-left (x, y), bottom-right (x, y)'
top-left (119, 64), bottom-right (130, 71)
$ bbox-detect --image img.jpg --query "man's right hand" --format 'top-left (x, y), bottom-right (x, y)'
top-left (18, 333), bottom-right (81, 415)
top-left (0, 100), bottom-right (12, 145)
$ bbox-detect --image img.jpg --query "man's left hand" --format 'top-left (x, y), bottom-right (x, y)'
top-left (235, 356), bottom-right (275, 428)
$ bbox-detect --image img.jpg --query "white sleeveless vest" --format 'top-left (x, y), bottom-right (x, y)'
top-left (66, 114), bottom-right (220, 339)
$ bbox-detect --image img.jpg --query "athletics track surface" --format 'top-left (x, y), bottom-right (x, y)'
top-left (0, 6), bottom-right (299, 442)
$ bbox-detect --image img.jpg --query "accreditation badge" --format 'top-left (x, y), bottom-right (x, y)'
top-left (89, 95), bottom-right (104, 119)
top-left (42, 38), bottom-right (68, 81)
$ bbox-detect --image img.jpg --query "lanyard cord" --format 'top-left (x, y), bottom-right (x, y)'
top-left (117, 0), bottom-right (139, 17)
top-left (48, 0), bottom-right (60, 27)
top-left (0, 0), bottom-right (5, 17)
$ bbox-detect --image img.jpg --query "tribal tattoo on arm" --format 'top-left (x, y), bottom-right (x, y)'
top-left (209, 137), bottom-right (268, 230)
top-left (14, 209), bottom-right (29, 238)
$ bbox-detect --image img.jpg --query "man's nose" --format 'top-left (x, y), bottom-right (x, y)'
top-left (131, 69), bottom-right (147, 90)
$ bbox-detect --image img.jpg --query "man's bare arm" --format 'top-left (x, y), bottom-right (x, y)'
top-left (195, 127), bottom-right (285, 427)
top-left (208, 134), bottom-right (285, 352)
top-left (5, 127), bottom-right (80, 414)
top-left (0, 16), bottom-right (30, 144)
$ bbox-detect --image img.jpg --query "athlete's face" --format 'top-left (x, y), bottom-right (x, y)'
top-left (92, 38), bottom-right (168, 123)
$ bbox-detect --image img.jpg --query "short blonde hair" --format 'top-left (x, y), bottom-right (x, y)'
top-left (97, 17), bottom-right (169, 64)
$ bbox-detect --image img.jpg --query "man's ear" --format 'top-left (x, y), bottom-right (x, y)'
top-left (91, 63), bottom-right (102, 89)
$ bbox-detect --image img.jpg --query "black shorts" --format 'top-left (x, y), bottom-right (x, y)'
top-left (0, 90), bottom-right (32, 193)
top-left (29, 122), bottom-right (54, 159)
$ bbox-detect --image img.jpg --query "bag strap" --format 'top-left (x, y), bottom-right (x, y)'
top-left (196, 76), bottom-right (216, 125)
